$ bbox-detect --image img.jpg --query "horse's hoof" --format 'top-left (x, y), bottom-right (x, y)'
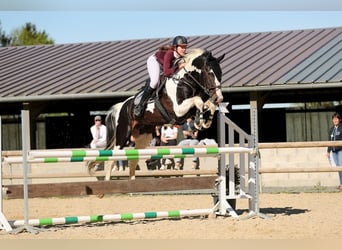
top-left (97, 193), bottom-right (105, 199)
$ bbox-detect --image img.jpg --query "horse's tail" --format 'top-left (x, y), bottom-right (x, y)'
top-left (87, 102), bottom-right (124, 174)
top-left (105, 102), bottom-right (124, 150)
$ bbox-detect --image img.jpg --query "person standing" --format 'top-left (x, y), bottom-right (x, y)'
top-left (327, 112), bottom-right (342, 190)
top-left (90, 115), bottom-right (107, 149)
top-left (160, 124), bottom-right (178, 170)
top-left (145, 126), bottom-right (162, 170)
top-left (133, 35), bottom-right (188, 117)
top-left (150, 125), bottom-right (161, 147)
top-left (175, 117), bottom-right (200, 170)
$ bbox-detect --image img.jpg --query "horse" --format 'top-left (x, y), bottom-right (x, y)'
top-left (88, 48), bottom-right (225, 180)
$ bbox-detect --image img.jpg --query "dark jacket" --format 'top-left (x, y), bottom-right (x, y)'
top-left (327, 123), bottom-right (342, 153)
top-left (182, 121), bottom-right (197, 139)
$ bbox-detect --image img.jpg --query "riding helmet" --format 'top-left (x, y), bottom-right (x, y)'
top-left (172, 35), bottom-right (188, 46)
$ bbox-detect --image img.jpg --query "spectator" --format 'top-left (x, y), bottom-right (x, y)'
top-left (150, 125), bottom-right (161, 147)
top-left (89, 115), bottom-right (107, 171)
top-left (146, 126), bottom-right (162, 170)
top-left (160, 124), bottom-right (178, 170)
top-left (90, 115), bottom-right (107, 149)
top-left (327, 112), bottom-right (342, 190)
top-left (113, 135), bottom-right (138, 172)
top-left (175, 118), bottom-right (200, 170)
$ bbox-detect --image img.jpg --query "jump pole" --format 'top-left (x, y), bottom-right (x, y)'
top-left (4, 147), bottom-right (254, 164)
top-left (28, 147), bottom-right (253, 158)
top-left (9, 208), bottom-right (213, 228)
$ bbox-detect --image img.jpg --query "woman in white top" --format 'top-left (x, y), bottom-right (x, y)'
top-left (90, 116), bottom-right (107, 149)
top-left (160, 124), bottom-right (178, 170)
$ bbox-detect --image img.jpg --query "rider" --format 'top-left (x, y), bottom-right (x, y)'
top-left (133, 35), bottom-right (188, 117)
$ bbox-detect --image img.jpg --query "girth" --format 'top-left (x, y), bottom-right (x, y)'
top-left (154, 77), bottom-right (176, 124)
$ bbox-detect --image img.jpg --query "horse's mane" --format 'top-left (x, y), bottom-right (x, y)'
top-left (183, 48), bottom-right (205, 66)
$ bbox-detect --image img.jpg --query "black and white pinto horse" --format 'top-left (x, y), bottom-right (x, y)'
top-left (88, 48), bottom-right (225, 180)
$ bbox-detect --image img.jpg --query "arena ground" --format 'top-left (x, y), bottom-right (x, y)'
top-left (1, 191), bottom-right (342, 239)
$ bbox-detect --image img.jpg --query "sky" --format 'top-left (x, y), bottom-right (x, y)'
top-left (0, 0), bottom-right (341, 44)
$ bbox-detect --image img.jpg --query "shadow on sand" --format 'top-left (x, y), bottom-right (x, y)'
top-left (236, 206), bottom-right (309, 216)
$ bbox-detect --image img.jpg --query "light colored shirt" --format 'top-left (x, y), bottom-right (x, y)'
top-left (90, 124), bottom-right (107, 148)
top-left (161, 126), bottom-right (178, 139)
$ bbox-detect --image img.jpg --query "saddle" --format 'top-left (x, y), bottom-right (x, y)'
top-left (133, 76), bottom-right (176, 124)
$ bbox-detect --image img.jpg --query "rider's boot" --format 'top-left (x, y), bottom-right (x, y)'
top-left (133, 85), bottom-right (154, 117)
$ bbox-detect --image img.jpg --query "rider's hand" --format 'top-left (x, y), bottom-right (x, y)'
top-left (178, 62), bottom-right (186, 69)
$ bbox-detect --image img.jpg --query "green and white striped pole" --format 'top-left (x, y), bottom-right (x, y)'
top-left (5, 153), bottom-right (215, 164)
top-left (4, 147), bottom-right (254, 164)
top-left (29, 147), bottom-right (253, 158)
top-left (10, 208), bottom-right (213, 227)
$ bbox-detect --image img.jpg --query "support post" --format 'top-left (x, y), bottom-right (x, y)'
top-left (9, 110), bottom-right (45, 234)
top-left (241, 96), bottom-right (269, 220)
top-left (213, 103), bottom-right (238, 217)
top-left (0, 116), bottom-right (13, 232)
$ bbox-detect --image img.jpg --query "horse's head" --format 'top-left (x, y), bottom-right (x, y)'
top-left (171, 49), bottom-right (224, 130)
top-left (182, 48), bottom-right (225, 105)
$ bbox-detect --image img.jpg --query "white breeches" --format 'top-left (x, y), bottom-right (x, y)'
top-left (147, 54), bottom-right (160, 89)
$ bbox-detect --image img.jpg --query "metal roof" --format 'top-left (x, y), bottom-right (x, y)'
top-left (0, 27), bottom-right (341, 103)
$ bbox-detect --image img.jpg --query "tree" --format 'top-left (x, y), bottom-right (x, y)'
top-left (11, 22), bottom-right (54, 46)
top-left (0, 21), bottom-right (11, 47)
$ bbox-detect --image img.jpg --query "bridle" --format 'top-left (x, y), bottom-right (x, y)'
top-left (179, 62), bottom-right (221, 103)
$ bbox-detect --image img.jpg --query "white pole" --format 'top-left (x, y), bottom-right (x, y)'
top-left (0, 116), bottom-right (13, 232)
top-left (9, 208), bottom-right (214, 227)
top-left (22, 110), bottom-right (30, 229)
top-left (213, 104), bottom-right (239, 217)
top-left (29, 147), bottom-right (253, 158)
top-left (10, 110), bottom-right (43, 233)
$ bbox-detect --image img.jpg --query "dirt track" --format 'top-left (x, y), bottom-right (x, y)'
top-left (1, 191), bottom-right (342, 239)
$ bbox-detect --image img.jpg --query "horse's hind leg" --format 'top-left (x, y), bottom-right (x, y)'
top-left (128, 159), bottom-right (139, 180)
top-left (128, 133), bottom-right (152, 180)
top-left (104, 160), bottom-right (116, 181)
top-left (86, 161), bottom-right (97, 174)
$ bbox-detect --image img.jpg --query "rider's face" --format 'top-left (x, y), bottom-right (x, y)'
top-left (176, 45), bottom-right (187, 56)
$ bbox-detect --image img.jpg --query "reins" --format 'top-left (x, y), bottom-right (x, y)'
top-left (181, 68), bottom-right (210, 96)
top-left (181, 66), bottom-right (220, 97)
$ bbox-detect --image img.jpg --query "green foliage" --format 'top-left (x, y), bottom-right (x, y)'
top-left (0, 21), bottom-right (11, 46)
top-left (10, 22), bottom-right (54, 46)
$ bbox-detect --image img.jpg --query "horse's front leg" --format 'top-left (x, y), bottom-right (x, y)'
top-left (173, 96), bottom-right (204, 117)
top-left (193, 99), bottom-right (217, 130)
top-left (201, 99), bottom-right (217, 129)
top-left (174, 96), bottom-right (210, 129)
